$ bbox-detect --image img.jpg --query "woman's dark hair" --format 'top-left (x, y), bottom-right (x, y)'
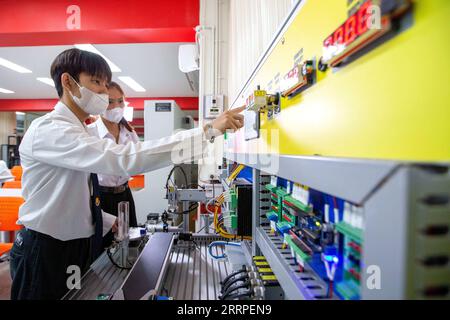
top-left (108, 81), bottom-right (135, 133)
top-left (50, 48), bottom-right (112, 98)
top-left (108, 81), bottom-right (124, 95)
top-left (119, 117), bottom-right (135, 133)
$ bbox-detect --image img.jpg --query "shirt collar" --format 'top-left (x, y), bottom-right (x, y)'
top-left (96, 117), bottom-right (131, 140)
top-left (54, 101), bottom-right (87, 129)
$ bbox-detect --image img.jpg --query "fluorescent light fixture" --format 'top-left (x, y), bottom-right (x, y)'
top-left (0, 57), bottom-right (32, 73)
top-left (124, 106), bottom-right (134, 122)
top-left (74, 44), bottom-right (121, 72)
top-left (16, 112), bottom-right (25, 116)
top-left (37, 77), bottom-right (55, 87)
top-left (0, 87), bottom-right (14, 94)
top-left (118, 76), bottom-right (146, 92)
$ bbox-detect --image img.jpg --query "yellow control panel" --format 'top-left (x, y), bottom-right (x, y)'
top-left (227, 0), bottom-right (450, 162)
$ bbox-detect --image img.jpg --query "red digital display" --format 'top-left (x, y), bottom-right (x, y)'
top-left (322, 0), bottom-right (412, 68)
top-left (281, 61), bottom-right (314, 98)
top-left (323, 0), bottom-right (374, 56)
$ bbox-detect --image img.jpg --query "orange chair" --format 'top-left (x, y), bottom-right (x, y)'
top-left (2, 181), bottom-right (22, 189)
top-left (10, 166), bottom-right (22, 181)
top-left (0, 197), bottom-right (24, 257)
top-left (129, 175), bottom-right (145, 189)
top-left (0, 243), bottom-right (13, 257)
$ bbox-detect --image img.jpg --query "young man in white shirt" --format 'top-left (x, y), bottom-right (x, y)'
top-left (10, 48), bottom-right (244, 300)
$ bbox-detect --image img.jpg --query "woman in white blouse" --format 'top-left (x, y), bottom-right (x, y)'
top-left (87, 81), bottom-right (139, 247)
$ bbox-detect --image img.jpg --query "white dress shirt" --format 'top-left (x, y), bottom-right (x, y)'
top-left (87, 117), bottom-right (139, 187)
top-left (18, 102), bottom-right (207, 241)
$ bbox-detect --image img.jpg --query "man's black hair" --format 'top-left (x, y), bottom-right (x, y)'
top-left (50, 48), bottom-right (112, 98)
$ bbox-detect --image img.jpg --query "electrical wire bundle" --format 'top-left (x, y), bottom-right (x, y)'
top-left (215, 164), bottom-right (252, 240)
top-left (165, 165), bottom-right (188, 191)
top-left (209, 192), bottom-right (252, 240)
top-left (205, 164), bottom-right (252, 240)
top-left (220, 265), bottom-right (250, 285)
top-left (220, 284), bottom-right (253, 300)
top-left (218, 266), bottom-right (263, 300)
top-left (225, 164), bottom-right (245, 185)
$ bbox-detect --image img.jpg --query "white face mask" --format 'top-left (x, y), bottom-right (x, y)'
top-left (69, 75), bottom-right (109, 115)
top-left (102, 106), bottom-right (124, 123)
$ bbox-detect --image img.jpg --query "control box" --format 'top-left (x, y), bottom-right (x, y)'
top-left (204, 94), bottom-right (224, 119)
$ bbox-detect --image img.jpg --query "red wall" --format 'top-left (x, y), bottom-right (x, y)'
top-left (0, 98), bottom-right (199, 112)
top-left (0, 0), bottom-right (199, 46)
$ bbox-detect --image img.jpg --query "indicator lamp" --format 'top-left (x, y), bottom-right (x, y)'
top-left (323, 255), bottom-right (339, 264)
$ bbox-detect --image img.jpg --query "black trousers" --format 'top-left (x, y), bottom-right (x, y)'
top-left (100, 187), bottom-right (138, 248)
top-left (10, 229), bottom-right (91, 300)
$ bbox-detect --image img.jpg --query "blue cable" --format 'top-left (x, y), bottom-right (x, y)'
top-left (208, 241), bottom-right (241, 260)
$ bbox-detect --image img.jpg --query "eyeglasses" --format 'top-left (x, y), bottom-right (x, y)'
top-left (109, 98), bottom-right (124, 105)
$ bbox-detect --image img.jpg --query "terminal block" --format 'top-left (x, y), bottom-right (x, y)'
top-left (335, 217), bottom-right (363, 300)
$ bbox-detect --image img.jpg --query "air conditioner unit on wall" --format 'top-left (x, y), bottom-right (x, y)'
top-left (179, 44), bottom-right (199, 93)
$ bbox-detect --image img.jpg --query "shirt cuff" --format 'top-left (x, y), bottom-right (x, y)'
top-left (101, 210), bottom-right (117, 237)
top-left (194, 126), bottom-right (209, 142)
top-left (194, 127), bottom-right (211, 159)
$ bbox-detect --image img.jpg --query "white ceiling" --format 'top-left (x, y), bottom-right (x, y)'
top-left (0, 43), bottom-right (198, 99)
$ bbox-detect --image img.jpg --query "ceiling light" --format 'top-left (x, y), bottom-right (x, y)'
top-left (37, 77), bottom-right (55, 87)
top-left (16, 112), bottom-right (25, 116)
top-left (0, 57), bottom-right (32, 73)
top-left (118, 76), bottom-right (146, 92)
top-left (74, 44), bottom-right (122, 72)
top-left (0, 87), bottom-right (14, 94)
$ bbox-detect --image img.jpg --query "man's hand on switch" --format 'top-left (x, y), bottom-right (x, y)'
top-left (204, 105), bottom-right (246, 138)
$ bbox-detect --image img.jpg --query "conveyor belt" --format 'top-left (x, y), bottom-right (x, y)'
top-left (64, 234), bottom-right (237, 300)
top-left (162, 235), bottom-right (233, 300)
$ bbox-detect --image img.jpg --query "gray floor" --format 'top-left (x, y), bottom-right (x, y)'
top-left (0, 261), bottom-right (11, 300)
